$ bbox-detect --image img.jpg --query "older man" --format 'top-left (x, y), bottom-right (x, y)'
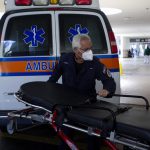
top-left (48, 34), bottom-right (116, 102)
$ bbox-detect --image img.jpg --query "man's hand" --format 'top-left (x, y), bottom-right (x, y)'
top-left (98, 89), bottom-right (109, 97)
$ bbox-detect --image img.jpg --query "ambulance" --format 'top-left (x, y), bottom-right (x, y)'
top-left (0, 0), bottom-right (120, 111)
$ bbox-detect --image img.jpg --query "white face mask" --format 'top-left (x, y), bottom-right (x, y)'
top-left (82, 50), bottom-right (93, 61)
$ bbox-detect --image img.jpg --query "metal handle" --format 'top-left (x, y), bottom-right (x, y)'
top-left (113, 94), bottom-right (149, 110)
top-left (3, 92), bottom-right (14, 96)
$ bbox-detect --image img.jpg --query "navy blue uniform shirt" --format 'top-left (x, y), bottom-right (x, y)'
top-left (48, 53), bottom-right (116, 99)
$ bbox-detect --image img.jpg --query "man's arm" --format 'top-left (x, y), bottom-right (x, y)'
top-left (47, 58), bottom-right (63, 83)
top-left (95, 60), bottom-right (116, 97)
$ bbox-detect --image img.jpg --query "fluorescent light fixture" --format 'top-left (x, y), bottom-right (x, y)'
top-left (101, 8), bottom-right (122, 15)
top-left (0, 12), bottom-right (4, 19)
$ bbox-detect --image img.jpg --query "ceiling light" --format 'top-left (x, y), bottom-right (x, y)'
top-left (101, 8), bottom-right (122, 15)
top-left (123, 17), bottom-right (134, 21)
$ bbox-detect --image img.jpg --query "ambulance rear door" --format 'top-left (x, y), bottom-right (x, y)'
top-left (55, 9), bottom-right (120, 103)
top-left (0, 11), bottom-right (56, 110)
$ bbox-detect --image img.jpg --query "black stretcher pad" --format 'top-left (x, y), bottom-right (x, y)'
top-left (19, 81), bottom-right (89, 110)
top-left (68, 105), bottom-right (150, 142)
top-left (17, 81), bottom-right (150, 143)
top-left (116, 107), bottom-right (150, 142)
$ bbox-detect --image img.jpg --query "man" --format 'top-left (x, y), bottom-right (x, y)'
top-left (48, 34), bottom-right (116, 100)
top-left (144, 45), bottom-right (150, 64)
top-left (48, 34), bottom-right (116, 149)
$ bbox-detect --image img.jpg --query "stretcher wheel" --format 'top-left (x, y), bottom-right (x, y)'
top-left (7, 119), bottom-right (16, 135)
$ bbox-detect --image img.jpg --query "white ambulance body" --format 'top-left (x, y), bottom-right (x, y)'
top-left (0, 0), bottom-right (120, 110)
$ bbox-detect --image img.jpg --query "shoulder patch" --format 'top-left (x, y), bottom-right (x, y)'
top-left (107, 69), bottom-right (112, 77)
top-left (103, 66), bottom-right (112, 77)
top-left (103, 66), bottom-right (107, 74)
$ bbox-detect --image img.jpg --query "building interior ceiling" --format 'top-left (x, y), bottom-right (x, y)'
top-left (101, 0), bottom-right (150, 37)
top-left (0, 0), bottom-right (150, 37)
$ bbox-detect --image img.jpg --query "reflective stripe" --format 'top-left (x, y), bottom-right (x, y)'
top-left (0, 55), bottom-right (119, 76)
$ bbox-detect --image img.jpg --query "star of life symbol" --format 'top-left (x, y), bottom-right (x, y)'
top-left (68, 24), bottom-right (89, 43)
top-left (23, 25), bottom-right (45, 47)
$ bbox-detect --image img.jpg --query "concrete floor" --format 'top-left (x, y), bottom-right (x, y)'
top-left (120, 57), bottom-right (150, 105)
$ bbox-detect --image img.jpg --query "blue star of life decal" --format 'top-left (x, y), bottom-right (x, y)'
top-left (23, 25), bottom-right (45, 47)
top-left (68, 24), bottom-right (89, 43)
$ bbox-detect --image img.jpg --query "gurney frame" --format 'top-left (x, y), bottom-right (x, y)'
top-left (5, 93), bottom-right (150, 150)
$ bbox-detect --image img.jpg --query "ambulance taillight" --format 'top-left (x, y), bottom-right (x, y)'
top-left (33, 0), bottom-right (49, 6)
top-left (15, 0), bottom-right (92, 6)
top-left (109, 31), bottom-right (118, 54)
top-left (15, 0), bottom-right (32, 6)
top-left (76, 0), bottom-right (92, 5)
top-left (59, 0), bottom-right (74, 5)
top-left (50, 0), bottom-right (59, 4)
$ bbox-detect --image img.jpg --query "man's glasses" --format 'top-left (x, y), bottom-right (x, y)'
top-left (79, 47), bottom-right (92, 53)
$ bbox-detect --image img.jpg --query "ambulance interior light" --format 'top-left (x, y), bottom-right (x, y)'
top-left (33, 0), bottom-right (49, 6)
top-left (15, 0), bottom-right (32, 6)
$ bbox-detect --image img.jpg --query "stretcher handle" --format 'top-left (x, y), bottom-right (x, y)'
top-left (113, 94), bottom-right (149, 110)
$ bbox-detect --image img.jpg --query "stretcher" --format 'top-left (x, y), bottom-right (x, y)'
top-left (6, 81), bottom-right (150, 150)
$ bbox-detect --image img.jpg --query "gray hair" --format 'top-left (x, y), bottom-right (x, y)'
top-left (72, 34), bottom-right (91, 50)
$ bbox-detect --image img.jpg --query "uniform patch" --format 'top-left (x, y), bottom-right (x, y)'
top-left (103, 66), bottom-right (112, 77)
top-left (103, 66), bottom-right (107, 74)
top-left (107, 69), bottom-right (112, 77)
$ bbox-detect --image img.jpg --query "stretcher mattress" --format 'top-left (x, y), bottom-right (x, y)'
top-left (17, 81), bottom-right (150, 143)
top-left (116, 107), bottom-right (150, 142)
top-left (67, 104), bottom-right (150, 142)
top-left (18, 81), bottom-right (89, 110)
